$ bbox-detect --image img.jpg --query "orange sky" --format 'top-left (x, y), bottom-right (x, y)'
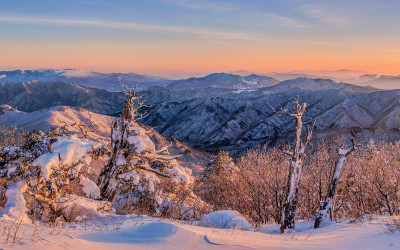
top-left (2, 39), bottom-right (399, 77)
top-left (1, 1), bottom-right (400, 77)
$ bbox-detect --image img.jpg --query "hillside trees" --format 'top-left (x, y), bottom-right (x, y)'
top-left (235, 146), bottom-right (288, 225)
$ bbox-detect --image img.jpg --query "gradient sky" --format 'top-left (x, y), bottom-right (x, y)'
top-left (1, 0), bottom-right (400, 77)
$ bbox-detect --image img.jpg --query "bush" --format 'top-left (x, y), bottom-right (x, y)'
top-left (198, 146), bottom-right (288, 226)
top-left (339, 140), bottom-right (400, 219)
top-left (198, 151), bottom-right (238, 210)
top-left (199, 139), bottom-right (400, 226)
top-left (0, 126), bottom-right (26, 147)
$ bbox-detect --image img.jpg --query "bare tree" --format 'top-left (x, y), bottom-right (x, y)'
top-left (57, 111), bottom-right (93, 139)
top-left (269, 97), bottom-right (314, 233)
top-left (314, 139), bottom-right (357, 228)
top-left (71, 113), bottom-right (94, 139)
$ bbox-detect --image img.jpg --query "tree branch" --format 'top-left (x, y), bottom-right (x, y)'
top-left (136, 165), bottom-right (172, 178)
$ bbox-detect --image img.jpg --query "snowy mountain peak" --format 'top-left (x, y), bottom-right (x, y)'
top-left (265, 77), bottom-right (380, 93)
top-left (166, 73), bottom-right (278, 90)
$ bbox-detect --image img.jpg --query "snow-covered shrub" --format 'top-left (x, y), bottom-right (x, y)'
top-left (0, 129), bottom-right (110, 223)
top-left (104, 124), bottom-right (201, 219)
top-left (24, 134), bottom-right (109, 222)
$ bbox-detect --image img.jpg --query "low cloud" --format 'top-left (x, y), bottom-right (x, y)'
top-left (61, 69), bottom-right (95, 78)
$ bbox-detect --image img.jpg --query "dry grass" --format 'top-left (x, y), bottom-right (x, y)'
top-left (0, 214), bottom-right (76, 247)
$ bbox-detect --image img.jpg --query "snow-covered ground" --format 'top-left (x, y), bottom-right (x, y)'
top-left (1, 215), bottom-right (399, 249)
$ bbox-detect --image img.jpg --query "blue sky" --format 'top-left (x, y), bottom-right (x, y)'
top-left (1, 0), bottom-right (399, 76)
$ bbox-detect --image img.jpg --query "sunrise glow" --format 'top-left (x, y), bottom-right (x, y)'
top-left (1, 0), bottom-right (400, 77)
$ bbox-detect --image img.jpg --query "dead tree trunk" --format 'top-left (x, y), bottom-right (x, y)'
top-left (269, 97), bottom-right (314, 233)
top-left (314, 139), bottom-right (356, 228)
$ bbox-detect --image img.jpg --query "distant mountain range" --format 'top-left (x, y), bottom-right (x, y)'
top-left (233, 70), bottom-right (400, 90)
top-left (140, 79), bottom-right (400, 155)
top-left (2, 70), bottom-right (400, 155)
top-left (2, 68), bottom-right (399, 90)
top-left (0, 69), bottom-right (169, 92)
top-left (0, 81), bottom-right (125, 114)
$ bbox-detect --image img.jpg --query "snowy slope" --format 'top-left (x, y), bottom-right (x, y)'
top-left (0, 105), bottom-right (112, 141)
top-left (0, 215), bottom-right (398, 249)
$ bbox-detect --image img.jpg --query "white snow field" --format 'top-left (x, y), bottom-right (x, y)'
top-left (0, 214), bottom-right (399, 249)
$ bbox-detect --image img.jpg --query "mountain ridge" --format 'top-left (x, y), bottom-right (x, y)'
top-left (1, 73), bottom-right (400, 155)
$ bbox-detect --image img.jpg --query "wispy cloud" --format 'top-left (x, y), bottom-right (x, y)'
top-left (0, 16), bottom-right (266, 41)
top-left (302, 4), bottom-right (353, 26)
top-left (261, 13), bottom-right (309, 28)
top-left (166, 1), bottom-right (308, 29)
top-left (164, 0), bottom-right (236, 11)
